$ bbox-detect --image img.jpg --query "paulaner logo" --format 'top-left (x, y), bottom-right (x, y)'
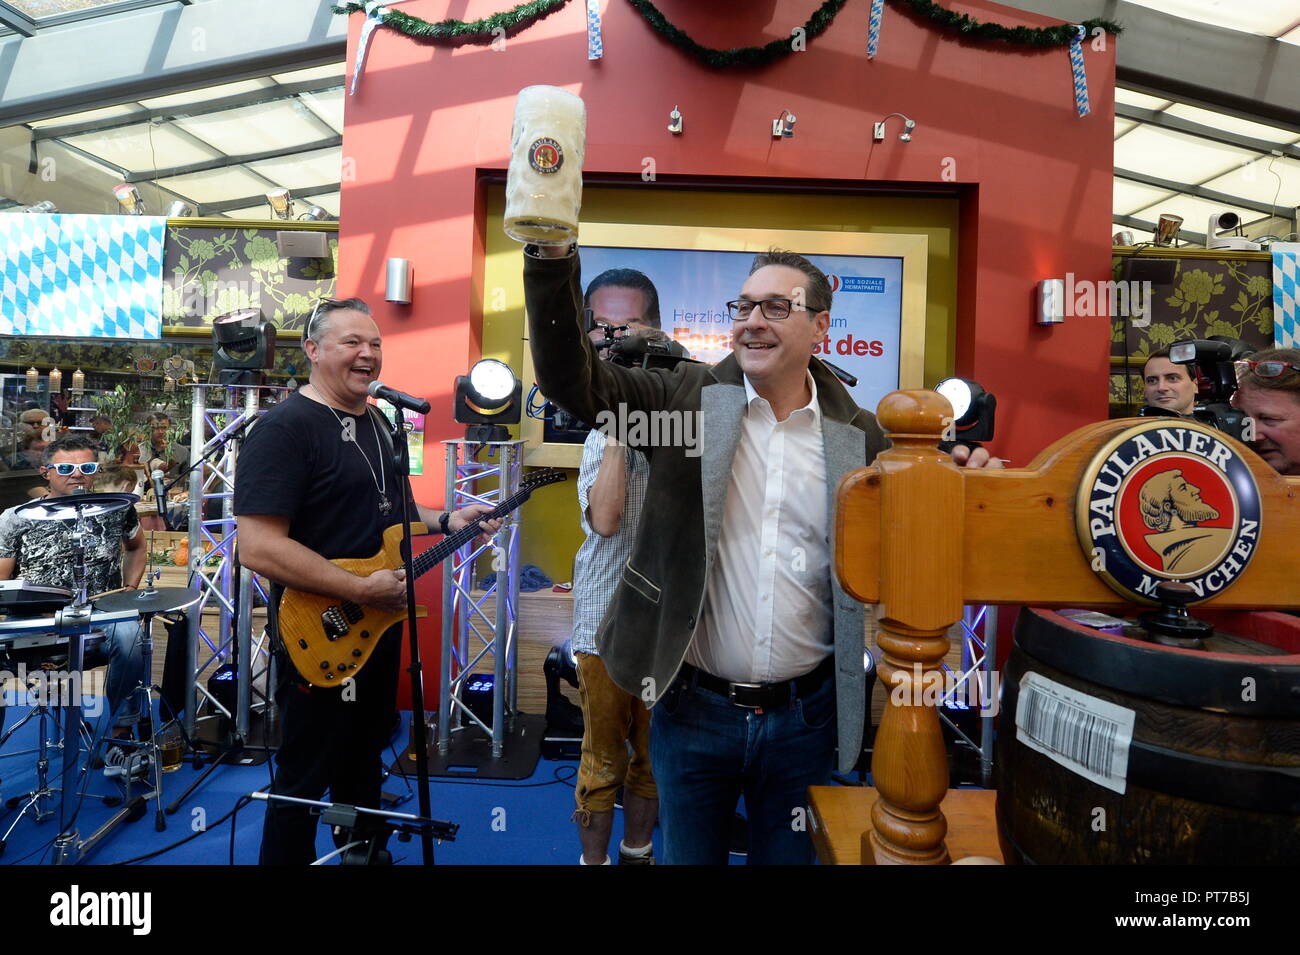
top-left (1077, 421), bottom-right (1262, 603)
top-left (50, 885), bottom-right (151, 935)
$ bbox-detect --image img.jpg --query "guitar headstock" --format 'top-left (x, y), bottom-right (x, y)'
top-left (521, 468), bottom-right (568, 493)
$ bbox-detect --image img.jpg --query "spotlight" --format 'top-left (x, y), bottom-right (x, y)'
top-left (166, 200), bottom-right (196, 217)
top-left (454, 359), bottom-right (522, 443)
top-left (266, 188), bottom-right (294, 220)
top-left (20, 200), bottom-right (57, 213)
top-left (873, 113), bottom-right (916, 143)
top-left (935, 377), bottom-right (997, 446)
top-left (667, 105), bottom-right (683, 135)
top-left (211, 308), bottom-right (277, 385)
top-left (113, 184), bottom-right (146, 215)
top-left (770, 109), bottom-right (796, 139)
top-left (299, 204), bottom-right (336, 222)
top-left (1153, 213), bottom-right (1183, 247)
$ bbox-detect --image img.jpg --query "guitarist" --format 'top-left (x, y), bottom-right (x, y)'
top-left (235, 297), bottom-right (500, 865)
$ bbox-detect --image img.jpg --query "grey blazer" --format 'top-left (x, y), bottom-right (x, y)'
top-left (525, 251), bottom-right (887, 772)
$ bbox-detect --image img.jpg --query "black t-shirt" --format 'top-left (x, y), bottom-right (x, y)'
top-left (234, 391), bottom-right (401, 561)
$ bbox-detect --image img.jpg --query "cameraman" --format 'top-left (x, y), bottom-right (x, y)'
top-left (571, 268), bottom-right (662, 865)
top-left (1142, 348), bottom-right (1196, 416)
top-left (1234, 347), bottom-right (1300, 475)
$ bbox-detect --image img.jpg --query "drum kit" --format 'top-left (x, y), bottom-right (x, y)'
top-left (0, 491), bottom-right (201, 864)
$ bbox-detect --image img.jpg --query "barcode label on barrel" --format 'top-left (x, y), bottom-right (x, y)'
top-left (1014, 672), bottom-right (1134, 794)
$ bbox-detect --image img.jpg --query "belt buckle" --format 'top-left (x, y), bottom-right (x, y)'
top-left (728, 681), bottom-right (764, 709)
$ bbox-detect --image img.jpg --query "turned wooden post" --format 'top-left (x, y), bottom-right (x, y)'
top-left (864, 391), bottom-right (963, 864)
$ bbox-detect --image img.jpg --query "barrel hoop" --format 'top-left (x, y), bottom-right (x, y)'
top-left (1016, 609), bottom-right (1300, 718)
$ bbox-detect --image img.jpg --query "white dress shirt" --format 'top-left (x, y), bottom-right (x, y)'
top-left (687, 371), bottom-right (833, 683)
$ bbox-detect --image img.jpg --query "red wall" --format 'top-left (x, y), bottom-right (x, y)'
top-left (338, 0), bottom-right (1116, 703)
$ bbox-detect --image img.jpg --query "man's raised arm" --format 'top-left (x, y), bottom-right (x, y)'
top-left (523, 247), bottom-right (674, 428)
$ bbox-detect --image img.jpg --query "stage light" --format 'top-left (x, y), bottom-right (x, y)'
top-left (21, 200), bottom-right (57, 213)
top-left (166, 200), bottom-right (196, 217)
top-left (454, 359), bottom-right (522, 443)
top-left (211, 308), bottom-right (277, 385)
top-left (266, 188), bottom-right (294, 220)
top-left (113, 184), bottom-right (146, 215)
top-left (1153, 213), bottom-right (1183, 247)
top-left (873, 113), bottom-right (916, 143)
top-left (771, 109), bottom-right (796, 138)
top-left (935, 377), bottom-right (997, 445)
top-left (299, 204), bottom-right (336, 222)
top-left (667, 105), bottom-right (683, 135)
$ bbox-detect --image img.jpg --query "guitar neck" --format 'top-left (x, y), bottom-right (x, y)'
top-left (408, 486), bottom-right (533, 580)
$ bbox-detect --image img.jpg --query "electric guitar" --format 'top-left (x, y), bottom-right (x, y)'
top-left (277, 469), bottom-right (567, 687)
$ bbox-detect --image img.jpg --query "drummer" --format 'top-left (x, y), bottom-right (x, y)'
top-left (0, 434), bottom-right (147, 768)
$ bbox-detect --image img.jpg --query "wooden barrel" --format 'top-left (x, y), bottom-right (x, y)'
top-left (996, 607), bottom-right (1300, 865)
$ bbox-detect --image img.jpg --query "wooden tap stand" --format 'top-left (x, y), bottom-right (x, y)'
top-left (835, 390), bottom-right (1300, 865)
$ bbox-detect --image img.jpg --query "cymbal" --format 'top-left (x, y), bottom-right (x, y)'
top-left (95, 586), bottom-right (202, 615)
top-left (16, 492), bottom-right (140, 521)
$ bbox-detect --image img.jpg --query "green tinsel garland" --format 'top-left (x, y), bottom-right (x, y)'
top-left (331, 0), bottom-right (570, 41)
top-left (891, 0), bottom-right (1121, 47)
top-left (332, 0), bottom-right (1122, 59)
top-left (625, 0), bottom-right (847, 68)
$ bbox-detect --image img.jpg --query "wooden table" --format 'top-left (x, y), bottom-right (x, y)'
top-left (808, 786), bottom-right (1004, 865)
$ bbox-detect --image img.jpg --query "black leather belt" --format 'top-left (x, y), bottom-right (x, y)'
top-left (681, 656), bottom-right (833, 711)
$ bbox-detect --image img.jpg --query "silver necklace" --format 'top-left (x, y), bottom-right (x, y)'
top-left (313, 387), bottom-right (392, 515)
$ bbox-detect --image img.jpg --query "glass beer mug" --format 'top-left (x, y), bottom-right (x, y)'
top-left (504, 85), bottom-right (587, 246)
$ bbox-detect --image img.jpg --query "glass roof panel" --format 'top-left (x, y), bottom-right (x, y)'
top-left (1129, 194), bottom-right (1264, 233)
top-left (9, 0), bottom-right (141, 17)
top-left (138, 79), bottom-right (276, 111)
top-left (1121, 0), bottom-right (1300, 37)
top-left (270, 65), bottom-right (348, 85)
top-left (1200, 155), bottom-right (1300, 207)
top-left (153, 167), bottom-right (279, 204)
top-left (1163, 103), bottom-right (1300, 145)
top-left (63, 123), bottom-right (221, 173)
top-left (28, 103), bottom-right (141, 129)
top-left (172, 100), bottom-right (335, 156)
top-left (1114, 118), bottom-right (1138, 138)
top-left (1115, 88), bottom-right (1173, 111)
top-left (245, 147), bottom-right (342, 190)
top-left (1282, 24), bottom-right (1300, 45)
top-left (299, 89), bottom-right (345, 134)
top-left (1113, 125), bottom-right (1255, 182)
top-left (1113, 180), bottom-right (1176, 216)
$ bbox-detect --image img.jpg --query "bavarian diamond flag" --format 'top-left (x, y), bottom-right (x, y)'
top-left (0, 213), bottom-right (166, 339)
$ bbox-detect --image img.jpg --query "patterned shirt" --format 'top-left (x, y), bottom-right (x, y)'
top-left (0, 504), bottom-right (140, 595)
top-left (571, 428), bottom-right (649, 655)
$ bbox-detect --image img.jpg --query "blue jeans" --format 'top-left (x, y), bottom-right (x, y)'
top-left (650, 668), bottom-right (836, 865)
top-left (84, 620), bottom-right (146, 730)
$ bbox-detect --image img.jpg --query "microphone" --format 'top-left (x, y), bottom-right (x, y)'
top-left (367, 380), bottom-right (431, 415)
top-left (152, 469), bottom-right (172, 531)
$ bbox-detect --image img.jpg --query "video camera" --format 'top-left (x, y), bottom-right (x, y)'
top-left (547, 325), bottom-right (696, 435)
top-left (1138, 336), bottom-right (1253, 440)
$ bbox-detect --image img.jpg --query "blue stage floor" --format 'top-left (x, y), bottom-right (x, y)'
top-left (0, 704), bottom-right (667, 866)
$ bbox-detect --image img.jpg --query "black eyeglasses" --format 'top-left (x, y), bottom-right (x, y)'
top-left (726, 298), bottom-right (799, 321)
top-left (1244, 359), bottom-right (1300, 379)
top-left (46, 462), bottom-right (100, 476)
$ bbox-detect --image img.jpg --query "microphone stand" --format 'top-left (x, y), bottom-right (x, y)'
top-left (386, 411), bottom-right (436, 866)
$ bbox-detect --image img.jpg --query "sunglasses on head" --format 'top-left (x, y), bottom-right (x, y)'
top-left (46, 462), bottom-right (100, 476)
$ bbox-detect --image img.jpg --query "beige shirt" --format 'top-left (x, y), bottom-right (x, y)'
top-left (687, 372), bottom-right (833, 683)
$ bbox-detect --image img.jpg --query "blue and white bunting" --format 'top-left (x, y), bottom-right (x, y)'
top-left (349, 3), bottom-right (388, 96)
top-left (867, 0), bottom-right (883, 59)
top-left (0, 214), bottom-right (165, 339)
top-left (1069, 25), bottom-right (1090, 117)
top-left (587, 0), bottom-right (604, 60)
top-left (1274, 249), bottom-right (1299, 348)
